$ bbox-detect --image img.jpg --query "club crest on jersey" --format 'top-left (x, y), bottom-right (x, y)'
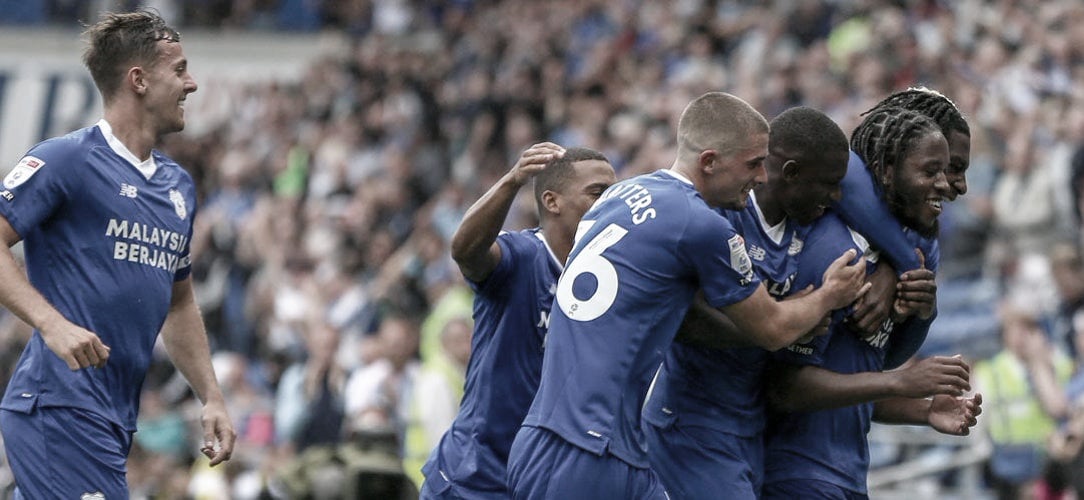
top-left (3, 156), bottom-right (45, 189)
top-left (169, 189), bottom-right (187, 219)
top-left (788, 237), bottom-right (803, 256)
top-left (727, 234), bottom-right (754, 281)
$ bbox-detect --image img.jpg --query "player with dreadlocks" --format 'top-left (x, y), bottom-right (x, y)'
top-left (837, 88), bottom-right (972, 369)
top-left (760, 107), bottom-right (982, 500)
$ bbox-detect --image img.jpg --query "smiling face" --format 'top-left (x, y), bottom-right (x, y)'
top-left (143, 40), bottom-right (198, 136)
top-left (886, 130), bottom-right (951, 238)
top-left (704, 132), bottom-right (769, 210)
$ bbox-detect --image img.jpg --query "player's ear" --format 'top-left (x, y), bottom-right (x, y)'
top-left (541, 190), bottom-right (560, 216)
top-left (128, 66), bottom-right (147, 95)
top-left (699, 149), bottom-right (718, 174)
top-left (780, 159), bottom-right (800, 181)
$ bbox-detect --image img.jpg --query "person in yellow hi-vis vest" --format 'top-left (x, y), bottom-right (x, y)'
top-left (403, 316), bottom-right (473, 488)
top-left (974, 301), bottom-right (1072, 500)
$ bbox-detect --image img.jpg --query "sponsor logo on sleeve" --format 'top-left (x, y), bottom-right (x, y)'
top-left (727, 234), bottom-right (754, 284)
top-left (3, 156), bottom-right (45, 189)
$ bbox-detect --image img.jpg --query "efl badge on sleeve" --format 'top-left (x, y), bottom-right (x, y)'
top-left (727, 234), bottom-right (753, 278)
top-left (4, 156), bottom-right (45, 189)
top-left (169, 189), bottom-right (187, 219)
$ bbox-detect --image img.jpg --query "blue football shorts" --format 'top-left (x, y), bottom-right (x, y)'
top-left (1, 406), bottom-right (132, 499)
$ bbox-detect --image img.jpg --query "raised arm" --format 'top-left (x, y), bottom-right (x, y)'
top-left (0, 215), bottom-right (109, 369)
top-left (160, 276), bottom-right (235, 466)
top-left (833, 152), bottom-right (922, 272)
top-left (451, 143), bottom-right (564, 282)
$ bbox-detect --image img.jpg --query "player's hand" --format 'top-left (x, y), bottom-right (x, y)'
top-left (928, 392), bottom-right (982, 436)
top-left (847, 262), bottom-right (897, 339)
top-left (510, 142), bottom-right (565, 186)
top-left (890, 354), bottom-right (970, 398)
top-left (199, 398), bottom-right (236, 467)
top-left (40, 320), bottom-right (110, 370)
top-left (893, 248), bottom-right (936, 321)
top-left (820, 249), bottom-right (872, 310)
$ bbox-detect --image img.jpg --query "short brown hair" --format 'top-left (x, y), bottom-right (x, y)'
top-left (82, 10), bottom-right (181, 102)
top-left (677, 92), bottom-right (768, 158)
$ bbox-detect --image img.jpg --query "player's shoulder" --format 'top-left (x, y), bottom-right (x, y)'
top-left (151, 150), bottom-right (195, 184)
top-left (22, 126), bottom-right (101, 165)
top-left (806, 211), bottom-right (863, 252)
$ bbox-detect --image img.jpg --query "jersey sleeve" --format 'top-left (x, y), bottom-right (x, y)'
top-left (832, 151), bottom-right (922, 272)
top-left (468, 231), bottom-right (521, 295)
top-left (684, 209), bottom-right (760, 308)
top-left (882, 236), bottom-right (941, 368)
top-left (0, 139), bottom-right (76, 238)
top-left (172, 168), bottom-right (198, 282)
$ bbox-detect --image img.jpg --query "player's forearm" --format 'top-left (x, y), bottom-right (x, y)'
top-left (768, 365), bottom-right (901, 413)
top-left (450, 173), bottom-right (522, 278)
top-left (161, 280), bottom-right (224, 405)
top-left (872, 397), bottom-right (930, 425)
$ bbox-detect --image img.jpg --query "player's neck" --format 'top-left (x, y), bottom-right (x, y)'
top-left (753, 185), bottom-right (784, 226)
top-left (103, 107), bottom-right (157, 161)
top-left (540, 223), bottom-right (573, 264)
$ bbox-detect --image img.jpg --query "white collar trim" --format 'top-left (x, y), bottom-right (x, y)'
top-left (97, 119), bottom-right (158, 180)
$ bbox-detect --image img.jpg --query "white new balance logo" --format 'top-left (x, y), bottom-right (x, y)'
top-left (119, 184), bottom-right (138, 198)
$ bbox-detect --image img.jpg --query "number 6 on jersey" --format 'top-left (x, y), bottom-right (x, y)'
top-left (556, 222), bottom-right (628, 322)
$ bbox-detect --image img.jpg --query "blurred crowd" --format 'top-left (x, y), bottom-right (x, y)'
top-left (4, 0), bottom-right (1084, 498)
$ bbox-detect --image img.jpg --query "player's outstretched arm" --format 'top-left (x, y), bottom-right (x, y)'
top-left (873, 393), bottom-right (982, 436)
top-left (160, 276), bottom-right (236, 466)
top-left (451, 143), bottom-right (565, 282)
top-left (766, 355), bottom-right (969, 413)
top-left (0, 215), bottom-right (109, 369)
top-left (721, 249), bottom-right (869, 351)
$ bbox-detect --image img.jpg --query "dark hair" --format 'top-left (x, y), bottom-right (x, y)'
top-left (850, 106), bottom-right (942, 192)
top-left (769, 106), bottom-right (848, 165)
top-left (534, 147), bottom-right (609, 202)
top-left (864, 87), bottom-right (970, 138)
top-left (82, 10), bottom-right (181, 101)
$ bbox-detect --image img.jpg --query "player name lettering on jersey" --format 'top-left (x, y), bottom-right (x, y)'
top-left (598, 183), bottom-right (657, 225)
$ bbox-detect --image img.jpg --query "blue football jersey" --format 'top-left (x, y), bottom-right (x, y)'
top-left (521, 169), bottom-right (760, 468)
top-left (764, 212), bottom-right (937, 494)
top-left (643, 191), bottom-right (808, 438)
top-left (834, 150), bottom-right (940, 369)
top-left (423, 228), bottom-right (561, 493)
top-left (0, 122), bottom-right (197, 431)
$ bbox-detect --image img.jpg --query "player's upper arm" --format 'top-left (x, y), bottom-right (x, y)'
top-left (0, 214), bottom-right (21, 248)
top-left (453, 241), bottom-right (502, 283)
